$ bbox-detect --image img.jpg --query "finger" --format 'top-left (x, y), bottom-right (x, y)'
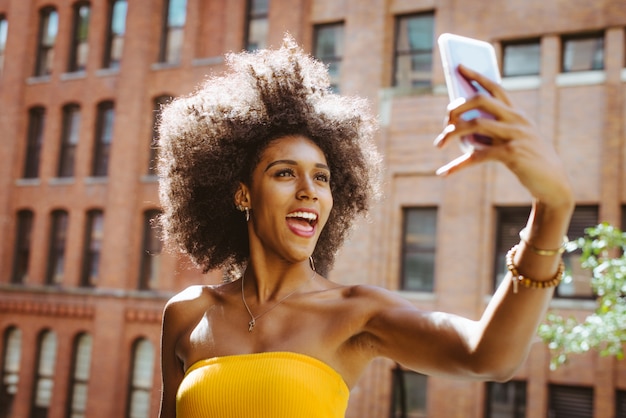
top-left (457, 64), bottom-right (512, 106)
top-left (448, 93), bottom-right (520, 126)
top-left (435, 152), bottom-right (477, 176)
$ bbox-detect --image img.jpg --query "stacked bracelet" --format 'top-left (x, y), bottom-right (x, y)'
top-left (518, 227), bottom-right (568, 256)
top-left (506, 244), bottom-right (565, 294)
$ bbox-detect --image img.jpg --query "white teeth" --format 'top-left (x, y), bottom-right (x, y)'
top-left (286, 211), bottom-right (317, 221)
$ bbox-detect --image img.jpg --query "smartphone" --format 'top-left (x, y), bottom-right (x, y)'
top-left (438, 33), bottom-right (501, 152)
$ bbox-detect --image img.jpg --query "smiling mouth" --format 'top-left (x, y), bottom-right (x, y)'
top-left (286, 211), bottom-right (318, 233)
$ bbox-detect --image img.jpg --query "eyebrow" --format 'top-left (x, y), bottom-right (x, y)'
top-left (264, 159), bottom-right (330, 172)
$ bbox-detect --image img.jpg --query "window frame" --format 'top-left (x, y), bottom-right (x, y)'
top-left (125, 339), bottom-right (155, 418)
top-left (561, 31), bottom-right (605, 73)
top-left (399, 207), bottom-right (437, 293)
top-left (80, 209), bottom-right (104, 287)
top-left (11, 210), bottom-right (34, 284)
top-left (158, 0), bottom-right (187, 64)
top-left (138, 209), bottom-right (163, 290)
top-left (484, 380), bottom-right (527, 418)
top-left (23, 106), bottom-right (46, 179)
top-left (57, 103), bottom-right (81, 178)
top-left (501, 38), bottom-right (541, 77)
top-left (244, 0), bottom-right (269, 52)
top-left (548, 384), bottom-right (594, 418)
top-left (0, 15), bottom-right (8, 76)
top-left (65, 333), bottom-right (92, 418)
top-left (390, 364), bottom-right (427, 418)
top-left (102, 0), bottom-right (127, 69)
top-left (91, 101), bottom-right (115, 177)
top-left (30, 330), bottom-right (57, 418)
top-left (313, 22), bottom-right (344, 93)
top-left (46, 210), bottom-right (69, 285)
top-left (148, 95), bottom-right (173, 175)
top-left (67, 2), bottom-right (91, 73)
top-left (392, 12), bottom-right (435, 89)
top-left (34, 6), bottom-right (58, 77)
top-left (1, 327), bottom-right (22, 415)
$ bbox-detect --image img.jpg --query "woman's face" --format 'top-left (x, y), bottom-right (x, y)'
top-left (242, 135), bottom-right (333, 264)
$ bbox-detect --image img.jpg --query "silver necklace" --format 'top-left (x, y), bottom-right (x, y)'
top-left (241, 269), bottom-right (316, 332)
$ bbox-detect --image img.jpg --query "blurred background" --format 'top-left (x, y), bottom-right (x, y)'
top-left (0, 0), bottom-right (625, 417)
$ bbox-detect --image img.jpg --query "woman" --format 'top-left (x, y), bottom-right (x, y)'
top-left (157, 36), bottom-right (574, 417)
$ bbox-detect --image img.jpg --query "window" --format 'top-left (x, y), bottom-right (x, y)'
top-left (485, 381), bottom-right (526, 418)
top-left (493, 206), bottom-right (597, 298)
top-left (66, 334), bottom-right (92, 418)
top-left (393, 13), bottom-right (435, 88)
top-left (1, 327), bottom-right (22, 418)
top-left (313, 23), bottom-right (344, 93)
top-left (57, 104), bottom-right (81, 178)
top-left (562, 33), bottom-right (604, 72)
top-left (548, 384), bottom-right (593, 418)
top-left (502, 39), bottom-right (540, 77)
top-left (159, 0), bottom-right (187, 64)
top-left (30, 331), bottom-right (57, 418)
top-left (245, 0), bottom-right (269, 51)
top-left (126, 339), bottom-right (155, 418)
top-left (139, 210), bottom-right (162, 290)
top-left (81, 210), bottom-right (104, 287)
top-left (23, 106), bottom-right (46, 179)
top-left (0, 15), bottom-right (8, 75)
top-left (390, 365), bottom-right (427, 418)
top-left (11, 210), bottom-right (34, 284)
top-left (68, 2), bottom-right (90, 72)
top-left (617, 390), bottom-right (626, 418)
top-left (103, 0), bottom-right (127, 69)
top-left (35, 7), bottom-right (58, 77)
top-left (148, 95), bottom-right (173, 175)
top-left (400, 207), bottom-right (437, 292)
top-left (91, 101), bottom-right (114, 177)
top-left (46, 210), bottom-right (69, 285)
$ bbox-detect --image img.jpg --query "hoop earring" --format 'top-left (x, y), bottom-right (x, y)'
top-left (309, 256), bottom-right (316, 272)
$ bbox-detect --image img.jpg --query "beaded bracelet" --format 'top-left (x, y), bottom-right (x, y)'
top-left (506, 244), bottom-right (565, 294)
top-left (518, 227), bottom-right (568, 256)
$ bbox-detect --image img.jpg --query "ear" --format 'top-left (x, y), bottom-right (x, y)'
top-left (234, 182), bottom-right (251, 209)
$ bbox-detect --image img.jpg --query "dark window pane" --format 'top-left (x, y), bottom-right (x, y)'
top-left (391, 366), bottom-right (427, 418)
top-left (159, 0), bottom-right (187, 63)
top-left (401, 208), bottom-right (436, 292)
top-left (485, 381), bottom-right (526, 418)
top-left (46, 210), bottom-right (69, 285)
top-left (68, 3), bottom-right (90, 72)
top-left (81, 210), bottom-right (104, 287)
top-left (58, 104), bottom-right (81, 177)
top-left (35, 8), bottom-right (58, 76)
top-left (548, 384), bottom-right (593, 418)
top-left (11, 210), bottom-right (34, 284)
top-left (503, 41), bottom-right (540, 77)
top-left (394, 13), bottom-right (434, 88)
top-left (617, 390), bottom-right (626, 418)
top-left (92, 101), bottom-right (114, 177)
top-left (23, 107), bottom-right (46, 179)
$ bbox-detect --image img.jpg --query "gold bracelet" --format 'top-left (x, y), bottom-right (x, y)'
top-left (518, 227), bottom-right (568, 256)
top-left (506, 244), bottom-right (565, 294)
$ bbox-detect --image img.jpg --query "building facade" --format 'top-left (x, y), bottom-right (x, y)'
top-left (0, 0), bottom-right (625, 417)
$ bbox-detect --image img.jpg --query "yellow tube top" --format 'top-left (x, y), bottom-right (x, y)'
top-left (176, 351), bottom-right (350, 418)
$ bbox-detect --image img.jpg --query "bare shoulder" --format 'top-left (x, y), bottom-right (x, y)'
top-left (340, 283), bottom-right (415, 309)
top-left (162, 283), bottom-right (231, 331)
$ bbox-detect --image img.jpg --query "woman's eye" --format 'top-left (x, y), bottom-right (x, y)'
top-left (275, 168), bottom-right (295, 177)
top-left (315, 172), bottom-right (330, 183)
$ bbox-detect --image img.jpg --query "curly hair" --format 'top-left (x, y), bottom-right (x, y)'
top-left (157, 35), bottom-right (381, 278)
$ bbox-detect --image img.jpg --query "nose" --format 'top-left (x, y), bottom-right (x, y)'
top-left (296, 176), bottom-right (317, 201)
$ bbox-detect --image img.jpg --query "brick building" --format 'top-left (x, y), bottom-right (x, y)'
top-left (0, 0), bottom-right (625, 417)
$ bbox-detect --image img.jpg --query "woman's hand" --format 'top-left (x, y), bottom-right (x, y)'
top-left (434, 64), bottom-right (573, 209)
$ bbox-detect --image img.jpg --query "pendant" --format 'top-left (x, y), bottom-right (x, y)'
top-left (248, 318), bottom-right (256, 332)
